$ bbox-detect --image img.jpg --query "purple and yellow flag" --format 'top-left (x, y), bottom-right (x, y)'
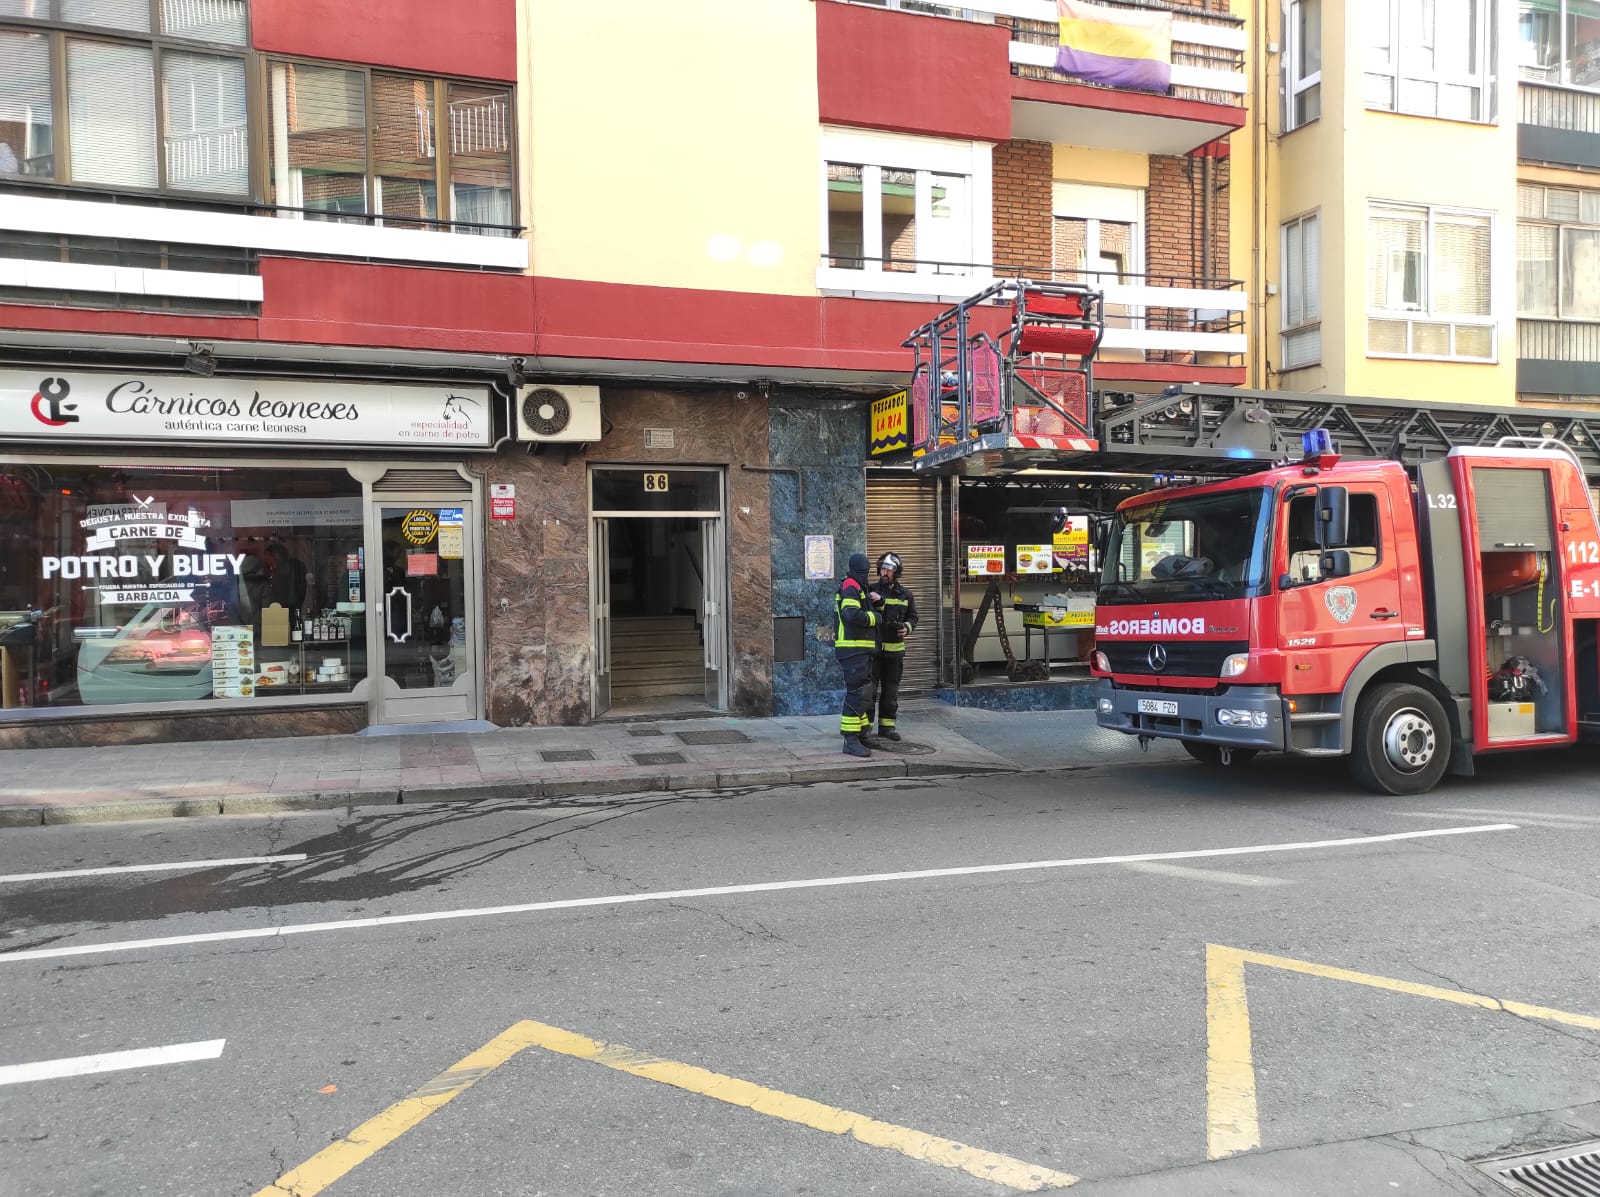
top-left (1055, 0), bottom-right (1173, 95)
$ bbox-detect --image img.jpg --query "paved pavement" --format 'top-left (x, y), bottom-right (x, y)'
top-left (0, 701), bottom-right (1187, 828)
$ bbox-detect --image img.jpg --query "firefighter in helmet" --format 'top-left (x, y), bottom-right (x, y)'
top-left (835, 552), bottom-right (880, 758)
top-left (869, 551), bottom-right (918, 741)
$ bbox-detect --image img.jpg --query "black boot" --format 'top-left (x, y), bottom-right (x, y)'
top-left (842, 734), bottom-right (871, 758)
top-left (877, 726), bottom-right (902, 742)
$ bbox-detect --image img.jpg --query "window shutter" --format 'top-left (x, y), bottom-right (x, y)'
top-left (0, 30), bottom-right (53, 179)
top-left (161, 0), bottom-right (248, 45)
top-left (68, 39), bottom-right (156, 189)
top-left (1284, 219), bottom-right (1304, 327)
top-left (1432, 215), bottom-right (1490, 316)
top-left (162, 52), bottom-right (248, 195)
top-left (61, 0), bottom-right (150, 32)
top-left (1303, 214), bottom-right (1321, 320)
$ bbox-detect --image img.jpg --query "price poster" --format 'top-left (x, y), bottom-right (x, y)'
top-left (1053, 517), bottom-right (1090, 569)
top-left (1015, 543), bottom-right (1053, 574)
top-left (967, 544), bottom-right (1005, 576)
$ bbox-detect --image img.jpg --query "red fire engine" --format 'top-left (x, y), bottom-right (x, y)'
top-left (904, 281), bottom-right (1600, 795)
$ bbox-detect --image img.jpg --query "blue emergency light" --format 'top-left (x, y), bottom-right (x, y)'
top-left (1302, 428), bottom-right (1335, 456)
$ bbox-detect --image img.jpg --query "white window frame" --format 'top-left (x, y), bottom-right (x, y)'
top-left (1518, 182), bottom-right (1600, 321)
top-left (1284, 0), bottom-right (1322, 132)
top-left (818, 126), bottom-right (993, 301)
top-left (1366, 0), bottom-right (1497, 123)
top-left (1366, 200), bottom-right (1498, 363)
top-left (1280, 209), bottom-right (1321, 370)
top-left (1518, 0), bottom-right (1600, 91)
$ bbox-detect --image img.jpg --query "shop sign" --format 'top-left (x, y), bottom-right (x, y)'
top-left (401, 510), bottom-right (439, 545)
top-left (1, 371), bottom-right (494, 449)
top-left (41, 496), bottom-right (247, 605)
top-left (230, 497), bottom-right (364, 528)
top-left (967, 544), bottom-right (1005, 576)
top-left (869, 391), bottom-right (910, 457)
top-left (1015, 544), bottom-right (1053, 574)
top-left (1053, 517), bottom-right (1090, 569)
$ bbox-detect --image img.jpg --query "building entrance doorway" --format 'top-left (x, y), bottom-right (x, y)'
top-left (590, 468), bottom-right (726, 718)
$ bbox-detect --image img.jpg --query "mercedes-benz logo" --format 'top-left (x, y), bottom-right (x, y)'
top-left (1147, 644), bottom-right (1168, 672)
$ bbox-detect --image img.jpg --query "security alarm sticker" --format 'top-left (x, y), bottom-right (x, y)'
top-left (1325, 585), bottom-right (1358, 625)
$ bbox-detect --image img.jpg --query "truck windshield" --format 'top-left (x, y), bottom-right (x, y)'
top-left (1098, 487), bottom-right (1272, 605)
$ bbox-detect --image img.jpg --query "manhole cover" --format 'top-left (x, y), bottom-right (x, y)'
top-left (861, 737), bottom-right (937, 755)
top-left (627, 727), bottom-right (666, 737)
top-left (632, 751), bottom-right (687, 766)
top-left (1480, 1141), bottom-right (1600, 1196)
top-left (676, 730), bottom-right (751, 745)
top-left (539, 749), bottom-right (594, 763)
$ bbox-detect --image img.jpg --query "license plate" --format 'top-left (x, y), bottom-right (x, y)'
top-left (1137, 699), bottom-right (1178, 716)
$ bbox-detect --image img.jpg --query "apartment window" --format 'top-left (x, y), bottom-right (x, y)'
top-left (0, 1), bottom-right (248, 193)
top-left (1285, 0), bottom-right (1322, 130)
top-left (1518, 182), bottom-right (1600, 319)
top-left (820, 127), bottom-right (990, 292)
top-left (1367, 202), bottom-right (1495, 360)
top-left (1281, 211), bottom-right (1321, 369)
top-left (1519, 0), bottom-right (1600, 88)
top-left (1366, 0), bottom-right (1495, 121)
top-left (267, 60), bottom-right (515, 234)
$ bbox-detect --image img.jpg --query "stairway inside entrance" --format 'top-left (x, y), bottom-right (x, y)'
top-left (609, 615), bottom-right (704, 713)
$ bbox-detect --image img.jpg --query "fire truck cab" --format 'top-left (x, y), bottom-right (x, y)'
top-left (1092, 435), bottom-right (1600, 794)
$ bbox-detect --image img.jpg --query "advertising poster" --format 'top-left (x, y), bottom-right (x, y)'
top-left (1053, 517), bottom-right (1090, 569)
top-left (967, 544), bottom-right (1005, 576)
top-left (1014, 544), bottom-right (1053, 574)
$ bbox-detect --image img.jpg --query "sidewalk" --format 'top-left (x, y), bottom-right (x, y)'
top-left (0, 701), bottom-right (1185, 828)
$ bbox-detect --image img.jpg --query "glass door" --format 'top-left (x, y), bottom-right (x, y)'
top-left (372, 501), bottom-right (479, 724)
top-left (591, 516), bottom-right (612, 717)
top-left (701, 516), bottom-right (726, 709)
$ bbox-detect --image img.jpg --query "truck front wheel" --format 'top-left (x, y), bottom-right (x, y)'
top-left (1182, 741), bottom-right (1259, 768)
top-left (1348, 683), bottom-right (1451, 795)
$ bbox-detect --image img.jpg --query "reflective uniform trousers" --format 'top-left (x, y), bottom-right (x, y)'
top-left (839, 653), bottom-right (876, 736)
top-left (874, 651), bottom-right (904, 730)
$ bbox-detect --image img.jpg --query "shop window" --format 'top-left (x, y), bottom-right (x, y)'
top-left (0, 463), bottom-right (368, 713)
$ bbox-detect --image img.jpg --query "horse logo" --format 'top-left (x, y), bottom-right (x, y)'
top-left (441, 394), bottom-right (480, 424)
top-left (1325, 585), bottom-right (1358, 625)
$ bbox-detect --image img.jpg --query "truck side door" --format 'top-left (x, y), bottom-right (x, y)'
top-left (1276, 485), bottom-right (1411, 693)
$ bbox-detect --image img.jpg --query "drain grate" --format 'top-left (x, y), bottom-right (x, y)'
top-left (1480, 1141), bottom-right (1600, 1196)
top-left (676, 729), bottom-right (751, 746)
top-left (627, 728), bottom-right (666, 737)
top-left (539, 749), bottom-right (594, 763)
top-left (631, 751), bottom-right (687, 766)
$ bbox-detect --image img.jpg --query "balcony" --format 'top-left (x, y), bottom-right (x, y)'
top-left (818, 253), bottom-right (1245, 373)
top-left (1519, 81), bottom-right (1600, 169)
top-left (1518, 317), bottom-right (1600, 397)
top-left (839, 0), bottom-right (1246, 155)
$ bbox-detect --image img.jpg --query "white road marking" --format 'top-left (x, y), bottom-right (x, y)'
top-left (1445, 807), bottom-right (1600, 827)
top-left (0, 824), bottom-right (1515, 965)
top-left (1392, 809), bottom-right (1597, 831)
top-left (0, 1039), bottom-right (225, 1086)
top-left (1121, 861), bottom-right (1292, 887)
top-left (0, 854), bottom-right (308, 884)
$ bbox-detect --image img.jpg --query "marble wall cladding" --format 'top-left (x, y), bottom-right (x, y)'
top-left (0, 703), bottom-right (365, 750)
top-left (768, 399), bottom-right (871, 717)
top-left (935, 681), bottom-right (1098, 711)
top-left (483, 387), bottom-right (772, 724)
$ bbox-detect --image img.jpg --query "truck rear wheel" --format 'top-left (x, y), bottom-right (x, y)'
top-left (1348, 683), bottom-right (1451, 795)
top-left (1182, 741), bottom-right (1259, 768)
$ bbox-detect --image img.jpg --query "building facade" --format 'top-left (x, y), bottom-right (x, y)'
top-left (0, 0), bottom-right (1254, 746)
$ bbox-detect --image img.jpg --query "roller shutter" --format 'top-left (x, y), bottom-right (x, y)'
top-left (867, 476), bottom-right (939, 693)
top-left (1471, 468), bottom-right (1552, 550)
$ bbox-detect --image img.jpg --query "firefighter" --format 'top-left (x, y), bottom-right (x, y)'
top-left (835, 552), bottom-right (879, 758)
top-left (870, 551), bottom-right (918, 741)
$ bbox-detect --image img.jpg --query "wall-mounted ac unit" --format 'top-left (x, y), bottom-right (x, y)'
top-left (515, 384), bottom-right (602, 443)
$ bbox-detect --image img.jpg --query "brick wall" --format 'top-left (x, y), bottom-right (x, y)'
top-left (992, 139), bottom-right (1053, 275)
top-left (1146, 151), bottom-right (1230, 286)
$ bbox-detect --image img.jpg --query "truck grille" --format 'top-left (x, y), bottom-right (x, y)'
top-left (1100, 640), bottom-right (1248, 678)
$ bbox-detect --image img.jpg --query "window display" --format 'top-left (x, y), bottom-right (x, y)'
top-left (0, 462), bottom-right (367, 711)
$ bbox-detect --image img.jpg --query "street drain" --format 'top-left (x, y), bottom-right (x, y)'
top-left (631, 752), bottom-right (686, 766)
top-left (676, 729), bottom-right (751, 745)
top-left (539, 749), bottom-right (594, 763)
top-left (1480, 1141), bottom-right (1600, 1196)
top-left (627, 728), bottom-right (666, 737)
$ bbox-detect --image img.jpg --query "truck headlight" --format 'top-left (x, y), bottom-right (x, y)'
top-left (1220, 653), bottom-right (1249, 678)
top-left (1216, 709), bottom-right (1268, 729)
top-left (1097, 697), bottom-right (1114, 714)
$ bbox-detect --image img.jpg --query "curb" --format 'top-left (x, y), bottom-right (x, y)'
top-left (0, 755), bottom-right (1022, 829)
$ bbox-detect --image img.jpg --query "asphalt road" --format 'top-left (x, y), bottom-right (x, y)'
top-left (5, 747), bottom-right (1600, 1197)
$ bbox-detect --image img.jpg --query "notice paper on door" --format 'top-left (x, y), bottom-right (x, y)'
top-left (407, 552), bottom-right (439, 577)
top-left (438, 525), bottom-right (463, 559)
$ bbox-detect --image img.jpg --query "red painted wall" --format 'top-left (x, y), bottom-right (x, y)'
top-left (816, 2), bottom-right (1012, 143)
top-left (252, 0), bottom-right (517, 82)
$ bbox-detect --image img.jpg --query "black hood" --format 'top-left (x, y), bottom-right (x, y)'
top-left (848, 553), bottom-right (871, 582)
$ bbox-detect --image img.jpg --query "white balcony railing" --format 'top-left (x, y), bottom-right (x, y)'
top-left (163, 125), bottom-right (249, 192)
top-left (416, 96), bottom-right (512, 159)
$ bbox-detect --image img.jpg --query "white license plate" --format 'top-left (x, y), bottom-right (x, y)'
top-left (1137, 699), bottom-right (1178, 716)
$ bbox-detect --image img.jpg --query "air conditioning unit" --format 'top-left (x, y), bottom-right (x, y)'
top-left (515, 384), bottom-right (602, 443)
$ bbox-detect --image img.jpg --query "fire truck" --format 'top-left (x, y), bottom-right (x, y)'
top-left (904, 280), bottom-right (1600, 795)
